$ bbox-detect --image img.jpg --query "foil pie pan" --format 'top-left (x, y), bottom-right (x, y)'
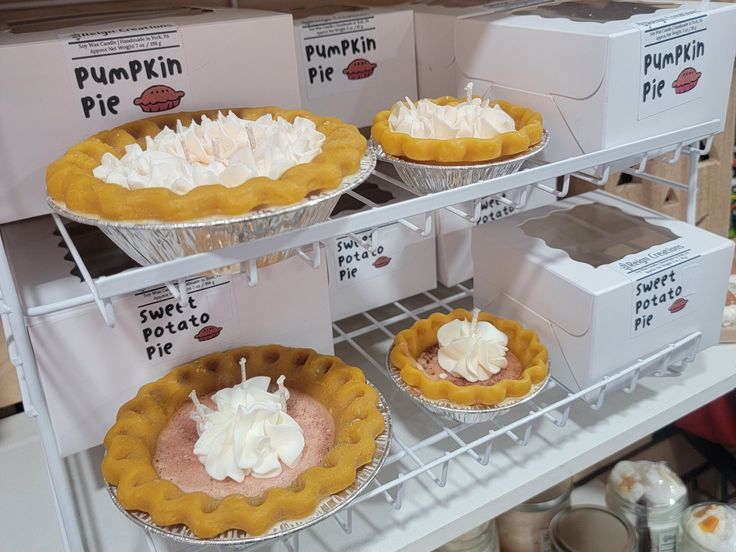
top-left (49, 149), bottom-right (376, 272)
top-left (107, 387), bottom-right (391, 547)
top-left (371, 131), bottom-right (548, 195)
top-left (386, 349), bottom-right (549, 424)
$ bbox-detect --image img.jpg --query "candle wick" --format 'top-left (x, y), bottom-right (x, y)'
top-left (470, 307), bottom-right (480, 335)
top-left (239, 357), bottom-right (247, 383)
top-left (465, 82), bottom-right (474, 103)
top-left (246, 125), bottom-right (257, 154)
top-left (276, 375), bottom-right (288, 411)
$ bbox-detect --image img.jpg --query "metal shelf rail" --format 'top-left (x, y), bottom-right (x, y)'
top-left (0, 120), bottom-right (722, 552)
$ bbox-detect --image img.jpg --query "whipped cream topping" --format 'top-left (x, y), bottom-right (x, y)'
top-left (436, 308), bottom-right (509, 383)
top-left (609, 461), bottom-right (686, 507)
top-left (685, 504), bottom-right (736, 552)
top-left (189, 358), bottom-right (305, 482)
top-left (388, 83), bottom-right (515, 140)
top-left (93, 111), bottom-right (325, 195)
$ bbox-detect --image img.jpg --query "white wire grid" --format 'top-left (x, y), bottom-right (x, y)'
top-left (145, 281), bottom-right (703, 552)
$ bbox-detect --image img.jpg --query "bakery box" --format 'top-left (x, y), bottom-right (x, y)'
top-left (0, 7), bottom-right (302, 224)
top-left (436, 185), bottom-right (555, 287)
top-left (2, 217), bottom-right (334, 456)
top-left (325, 169), bottom-right (437, 320)
top-left (453, 1), bottom-right (736, 161)
top-left (472, 191), bottom-right (734, 393)
top-left (290, 4), bottom-right (417, 127)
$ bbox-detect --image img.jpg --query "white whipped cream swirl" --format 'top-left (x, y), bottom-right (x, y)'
top-left (609, 461), bottom-right (686, 506)
top-left (189, 359), bottom-right (305, 482)
top-left (93, 111), bottom-right (325, 195)
top-left (437, 308), bottom-right (509, 382)
top-left (685, 504), bottom-right (736, 552)
top-left (389, 83), bottom-right (515, 140)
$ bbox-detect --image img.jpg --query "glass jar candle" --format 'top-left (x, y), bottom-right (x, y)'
top-left (606, 461), bottom-right (688, 552)
top-left (436, 519), bottom-right (499, 552)
top-left (677, 502), bottom-right (736, 552)
top-left (550, 505), bottom-right (637, 552)
top-left (497, 479), bottom-right (572, 552)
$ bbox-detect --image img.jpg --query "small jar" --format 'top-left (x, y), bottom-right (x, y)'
top-left (606, 461), bottom-right (688, 552)
top-left (677, 502), bottom-right (736, 552)
top-left (497, 479), bottom-right (572, 552)
top-left (435, 519), bottom-right (499, 552)
top-left (549, 505), bottom-right (637, 552)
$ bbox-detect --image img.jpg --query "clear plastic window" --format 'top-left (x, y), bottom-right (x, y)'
top-left (520, 202), bottom-right (679, 267)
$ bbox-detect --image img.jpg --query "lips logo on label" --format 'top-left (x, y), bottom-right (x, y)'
top-left (672, 67), bottom-right (702, 95)
top-left (669, 298), bottom-right (688, 313)
top-left (194, 325), bottom-right (223, 342)
top-left (373, 256), bottom-right (391, 269)
top-left (342, 58), bottom-right (377, 80)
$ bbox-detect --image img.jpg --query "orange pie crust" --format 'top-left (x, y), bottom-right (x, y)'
top-left (102, 345), bottom-right (385, 537)
top-left (371, 97), bottom-right (543, 163)
top-left (47, 108), bottom-right (367, 222)
top-left (389, 308), bottom-right (548, 406)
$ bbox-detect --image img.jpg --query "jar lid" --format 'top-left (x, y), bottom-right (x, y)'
top-left (514, 479), bottom-right (573, 513)
top-left (550, 505), bottom-right (636, 552)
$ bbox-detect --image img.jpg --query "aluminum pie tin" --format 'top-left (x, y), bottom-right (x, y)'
top-left (386, 349), bottom-right (549, 424)
top-left (106, 387), bottom-right (391, 547)
top-left (371, 131), bottom-right (548, 195)
top-left (48, 148), bottom-right (376, 272)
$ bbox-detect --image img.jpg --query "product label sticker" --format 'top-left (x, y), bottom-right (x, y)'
top-left (329, 225), bottom-right (404, 287)
top-left (60, 23), bottom-right (190, 127)
top-left (637, 10), bottom-right (708, 119)
top-left (609, 239), bottom-right (700, 336)
top-left (131, 275), bottom-right (237, 364)
top-left (297, 12), bottom-right (379, 99)
top-left (474, 190), bottom-right (525, 225)
top-left (657, 528), bottom-right (677, 552)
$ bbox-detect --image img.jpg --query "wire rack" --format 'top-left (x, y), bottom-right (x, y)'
top-left (139, 281), bottom-right (704, 552)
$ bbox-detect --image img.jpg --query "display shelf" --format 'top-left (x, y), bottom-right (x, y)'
top-left (119, 285), bottom-right (733, 552)
top-left (0, 118), bottom-right (727, 552)
top-left (30, 119), bottom-right (719, 323)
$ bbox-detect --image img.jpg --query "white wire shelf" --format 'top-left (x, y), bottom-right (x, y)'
top-left (25, 119), bottom-right (719, 328)
top-left (125, 282), bottom-right (734, 552)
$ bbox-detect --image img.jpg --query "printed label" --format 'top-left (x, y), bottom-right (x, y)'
top-left (298, 12), bottom-right (378, 99)
top-left (134, 276), bottom-right (236, 363)
top-left (637, 10), bottom-right (708, 119)
top-left (610, 239), bottom-right (700, 336)
top-left (329, 226), bottom-right (404, 286)
top-left (61, 23), bottom-right (190, 126)
top-left (658, 528), bottom-right (677, 552)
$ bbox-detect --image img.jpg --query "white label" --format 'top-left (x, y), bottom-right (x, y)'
top-left (657, 528), bottom-right (677, 552)
top-left (475, 190), bottom-right (525, 225)
top-left (298, 12), bottom-right (379, 99)
top-left (610, 239), bottom-right (700, 336)
top-left (133, 275), bottom-right (238, 364)
top-left (637, 10), bottom-right (708, 119)
top-left (61, 23), bottom-right (190, 126)
top-left (329, 226), bottom-right (403, 286)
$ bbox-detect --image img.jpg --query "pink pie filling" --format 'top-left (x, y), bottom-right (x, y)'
top-left (417, 345), bottom-right (522, 386)
top-left (154, 389), bottom-right (335, 500)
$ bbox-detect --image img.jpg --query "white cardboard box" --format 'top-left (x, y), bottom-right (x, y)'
top-left (0, 7), bottom-right (301, 224)
top-left (435, 185), bottom-right (555, 287)
top-left (325, 170), bottom-right (437, 320)
top-left (2, 217), bottom-right (334, 456)
top-left (291, 5), bottom-right (417, 127)
top-left (472, 191), bottom-right (734, 392)
top-left (454, 1), bottom-right (736, 161)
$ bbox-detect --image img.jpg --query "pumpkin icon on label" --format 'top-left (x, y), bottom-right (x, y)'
top-left (672, 67), bottom-right (701, 95)
top-left (343, 58), bottom-right (377, 80)
top-left (668, 298), bottom-right (688, 314)
top-left (373, 256), bottom-right (391, 269)
top-left (194, 325), bottom-right (223, 342)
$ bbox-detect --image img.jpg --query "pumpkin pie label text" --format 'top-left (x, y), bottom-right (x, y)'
top-left (298, 12), bottom-right (379, 100)
top-left (637, 10), bottom-right (708, 119)
top-left (60, 23), bottom-right (191, 127)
